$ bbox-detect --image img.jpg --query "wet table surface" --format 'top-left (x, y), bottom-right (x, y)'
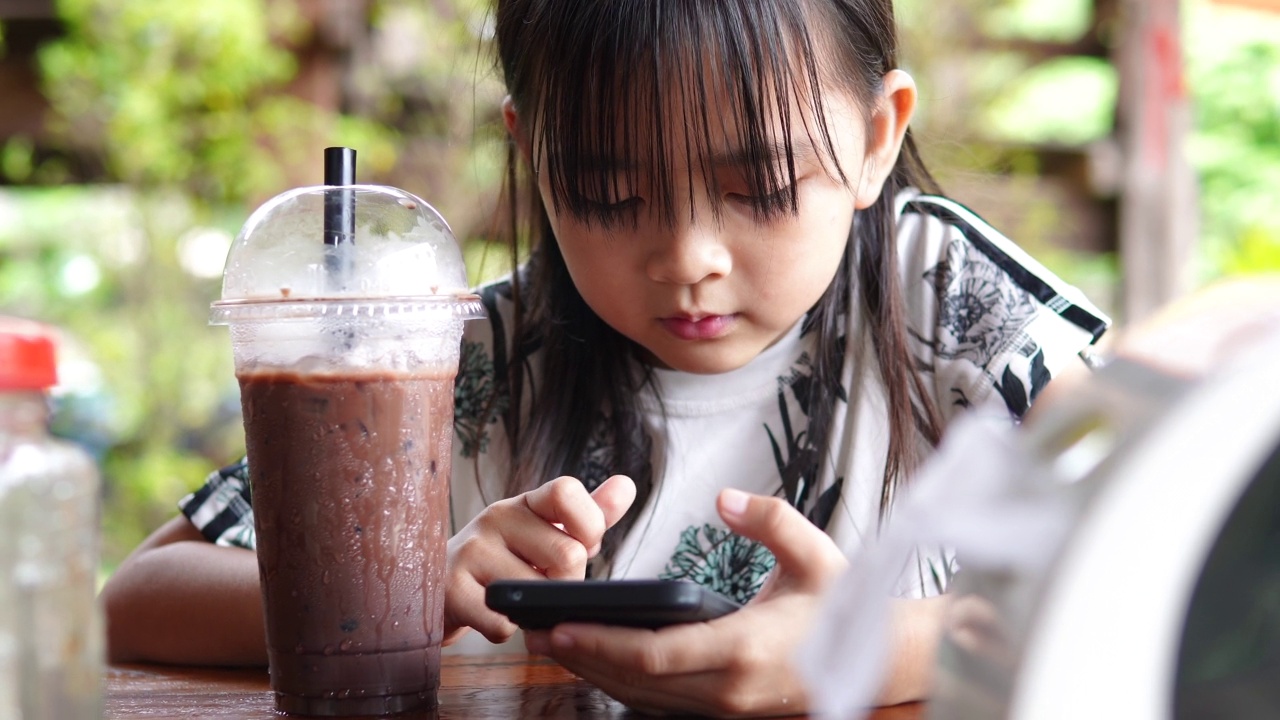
top-left (106, 653), bottom-right (924, 719)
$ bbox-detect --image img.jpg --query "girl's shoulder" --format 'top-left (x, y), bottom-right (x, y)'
top-left (895, 190), bottom-right (1106, 337)
top-left (472, 272), bottom-right (518, 330)
top-left (454, 271), bottom-right (525, 454)
top-left (464, 271), bottom-right (526, 359)
top-left (892, 189), bottom-right (1110, 418)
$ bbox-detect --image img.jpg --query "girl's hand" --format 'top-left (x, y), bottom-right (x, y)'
top-left (523, 488), bottom-right (848, 717)
top-left (443, 474), bottom-right (636, 645)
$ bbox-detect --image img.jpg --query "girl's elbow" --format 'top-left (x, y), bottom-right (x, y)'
top-left (101, 572), bottom-right (143, 663)
top-left (100, 552), bottom-right (171, 663)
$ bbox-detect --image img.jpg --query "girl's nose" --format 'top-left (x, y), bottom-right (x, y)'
top-left (645, 221), bottom-right (732, 286)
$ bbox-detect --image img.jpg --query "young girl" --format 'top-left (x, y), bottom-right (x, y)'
top-left (103, 0), bottom-right (1108, 714)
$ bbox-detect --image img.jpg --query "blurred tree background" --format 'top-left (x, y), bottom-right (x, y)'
top-left (0, 0), bottom-right (1276, 570)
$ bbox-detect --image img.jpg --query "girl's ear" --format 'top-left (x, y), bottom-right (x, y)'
top-left (502, 95), bottom-right (534, 165)
top-left (855, 69), bottom-right (918, 209)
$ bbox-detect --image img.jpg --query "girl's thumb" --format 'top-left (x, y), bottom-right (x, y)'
top-left (590, 474), bottom-right (637, 529)
top-left (716, 489), bottom-right (842, 578)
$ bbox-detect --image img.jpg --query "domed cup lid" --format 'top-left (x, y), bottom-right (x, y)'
top-left (210, 183), bottom-right (483, 325)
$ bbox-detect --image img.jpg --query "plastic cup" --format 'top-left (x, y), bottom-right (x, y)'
top-left (211, 184), bottom-right (483, 715)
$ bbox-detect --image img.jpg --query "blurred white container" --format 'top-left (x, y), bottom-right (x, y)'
top-left (0, 317), bottom-right (102, 719)
top-left (798, 286), bottom-right (1280, 720)
top-left (934, 325), bottom-right (1280, 719)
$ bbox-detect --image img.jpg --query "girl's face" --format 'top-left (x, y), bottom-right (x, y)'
top-left (508, 74), bottom-right (916, 374)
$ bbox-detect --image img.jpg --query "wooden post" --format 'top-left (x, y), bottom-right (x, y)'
top-left (1115, 0), bottom-right (1198, 325)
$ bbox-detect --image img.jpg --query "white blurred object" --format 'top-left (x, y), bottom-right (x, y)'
top-left (1003, 327), bottom-right (1280, 720)
top-left (798, 322), bottom-right (1280, 719)
top-left (0, 318), bottom-right (103, 720)
top-left (177, 227), bottom-right (234, 280)
top-left (795, 408), bottom-right (1054, 719)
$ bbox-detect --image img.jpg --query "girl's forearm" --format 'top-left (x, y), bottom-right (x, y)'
top-left (874, 595), bottom-right (950, 706)
top-left (102, 517), bottom-right (267, 667)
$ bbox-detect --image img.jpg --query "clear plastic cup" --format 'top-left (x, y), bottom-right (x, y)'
top-left (211, 184), bottom-right (483, 716)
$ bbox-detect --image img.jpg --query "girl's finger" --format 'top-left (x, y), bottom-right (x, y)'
top-left (585, 475), bottom-right (637, 555)
top-left (484, 508), bottom-right (590, 579)
top-left (547, 602), bottom-right (810, 716)
top-left (445, 574), bottom-right (520, 644)
top-left (521, 476), bottom-right (607, 549)
top-left (550, 633), bottom-right (775, 718)
top-left (554, 653), bottom-right (708, 716)
top-left (549, 617), bottom-right (733, 677)
top-left (715, 489), bottom-right (847, 585)
top-left (523, 629), bottom-right (551, 655)
top-left (590, 475), bottom-right (637, 528)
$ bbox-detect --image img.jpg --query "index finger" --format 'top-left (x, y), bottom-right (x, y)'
top-left (717, 490), bottom-right (846, 584)
top-left (523, 476), bottom-right (606, 548)
top-left (590, 475), bottom-right (636, 528)
top-left (548, 616), bottom-right (736, 677)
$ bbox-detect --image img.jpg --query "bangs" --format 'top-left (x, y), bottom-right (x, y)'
top-left (505, 0), bottom-right (848, 228)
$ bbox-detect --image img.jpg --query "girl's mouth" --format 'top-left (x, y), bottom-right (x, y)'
top-left (659, 314), bottom-right (736, 340)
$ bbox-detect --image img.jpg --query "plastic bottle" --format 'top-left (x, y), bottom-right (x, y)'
top-left (0, 317), bottom-right (103, 719)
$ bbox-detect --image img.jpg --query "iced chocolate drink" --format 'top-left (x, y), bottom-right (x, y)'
top-left (240, 369), bottom-right (454, 715)
top-left (210, 160), bottom-right (484, 716)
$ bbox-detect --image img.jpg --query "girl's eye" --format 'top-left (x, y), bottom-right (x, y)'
top-left (579, 195), bottom-right (644, 225)
top-left (584, 196), bottom-right (642, 212)
top-left (727, 184), bottom-right (797, 215)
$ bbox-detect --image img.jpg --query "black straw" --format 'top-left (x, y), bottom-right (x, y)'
top-left (323, 147), bottom-right (356, 288)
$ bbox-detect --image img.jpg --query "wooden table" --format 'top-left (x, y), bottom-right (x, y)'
top-left (106, 654), bottom-right (924, 719)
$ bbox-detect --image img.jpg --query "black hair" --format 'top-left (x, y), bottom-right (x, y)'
top-left (490, 0), bottom-right (944, 561)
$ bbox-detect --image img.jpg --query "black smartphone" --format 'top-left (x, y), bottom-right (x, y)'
top-left (485, 579), bottom-right (742, 630)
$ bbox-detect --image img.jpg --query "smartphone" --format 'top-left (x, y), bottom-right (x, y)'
top-left (485, 579), bottom-right (742, 630)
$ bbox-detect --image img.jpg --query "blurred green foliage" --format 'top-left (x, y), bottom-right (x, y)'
top-left (980, 0), bottom-right (1092, 41)
top-left (0, 0), bottom-right (494, 566)
top-left (984, 56), bottom-right (1118, 146)
top-left (39, 0), bottom-right (398, 197)
top-left (902, 0), bottom-right (1280, 301)
top-left (1188, 37), bottom-right (1280, 277)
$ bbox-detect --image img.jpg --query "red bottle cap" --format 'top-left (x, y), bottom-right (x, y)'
top-left (0, 316), bottom-right (58, 390)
